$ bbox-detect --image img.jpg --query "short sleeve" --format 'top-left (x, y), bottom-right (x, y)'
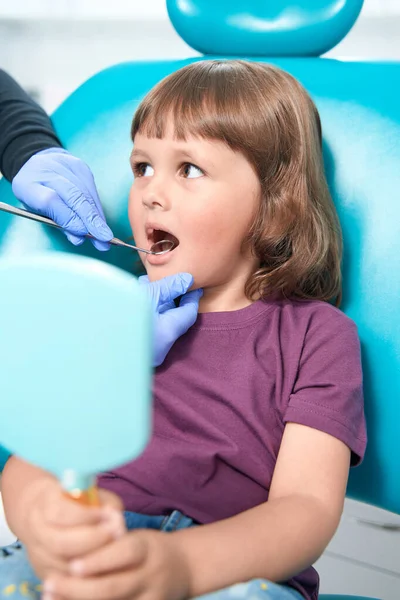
top-left (284, 308), bottom-right (367, 465)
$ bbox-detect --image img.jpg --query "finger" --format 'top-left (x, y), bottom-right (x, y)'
top-left (69, 532), bottom-right (146, 576)
top-left (78, 166), bottom-right (108, 222)
top-left (159, 273), bottom-right (194, 304)
top-left (47, 177), bottom-right (113, 242)
top-left (148, 273), bottom-right (194, 309)
top-left (90, 238), bottom-right (111, 252)
top-left (36, 158), bottom-right (110, 233)
top-left (38, 516), bottom-right (125, 560)
top-left (14, 183), bottom-right (88, 237)
top-left (64, 228), bottom-right (111, 250)
top-left (139, 275), bottom-right (173, 312)
top-left (163, 288), bottom-right (203, 338)
top-left (179, 287), bottom-right (203, 309)
top-left (159, 300), bottom-right (176, 314)
top-left (29, 543), bottom-right (69, 576)
top-left (97, 489), bottom-right (125, 513)
top-left (45, 568), bottom-right (144, 600)
top-left (138, 275), bottom-right (150, 284)
top-left (64, 231), bottom-right (85, 246)
top-left (12, 153), bottom-right (112, 241)
top-left (42, 493), bottom-right (104, 528)
top-left (58, 154), bottom-right (108, 223)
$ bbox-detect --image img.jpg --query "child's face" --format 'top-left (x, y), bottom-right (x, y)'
top-left (128, 121), bottom-right (261, 293)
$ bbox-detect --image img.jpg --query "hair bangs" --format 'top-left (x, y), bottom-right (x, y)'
top-left (131, 61), bottom-right (253, 150)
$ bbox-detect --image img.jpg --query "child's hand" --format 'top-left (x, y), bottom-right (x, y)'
top-left (21, 479), bottom-right (125, 579)
top-left (43, 529), bottom-right (191, 600)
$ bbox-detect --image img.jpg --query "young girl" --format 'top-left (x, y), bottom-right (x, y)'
top-left (1, 60), bottom-right (366, 600)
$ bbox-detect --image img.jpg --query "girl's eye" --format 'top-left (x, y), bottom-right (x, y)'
top-left (181, 163), bottom-right (204, 179)
top-left (132, 162), bottom-right (154, 177)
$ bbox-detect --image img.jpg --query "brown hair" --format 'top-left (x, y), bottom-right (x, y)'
top-left (131, 60), bottom-right (342, 305)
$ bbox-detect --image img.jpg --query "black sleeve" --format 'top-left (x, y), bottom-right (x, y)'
top-left (0, 69), bottom-right (62, 181)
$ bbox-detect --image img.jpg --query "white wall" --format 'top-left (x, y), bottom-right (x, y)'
top-left (1, 0), bottom-right (400, 112)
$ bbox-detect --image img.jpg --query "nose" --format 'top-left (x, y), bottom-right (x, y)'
top-left (142, 181), bottom-right (170, 211)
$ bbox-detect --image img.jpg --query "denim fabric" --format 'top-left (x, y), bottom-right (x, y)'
top-left (0, 511), bottom-right (303, 599)
top-left (124, 509), bottom-right (195, 532)
top-left (197, 580), bottom-right (303, 600)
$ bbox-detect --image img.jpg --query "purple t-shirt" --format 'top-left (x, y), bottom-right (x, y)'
top-left (99, 297), bottom-right (366, 600)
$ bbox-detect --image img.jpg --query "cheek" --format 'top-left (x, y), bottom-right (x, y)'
top-left (127, 186), bottom-right (135, 224)
top-left (187, 183), bottom-right (258, 252)
top-left (186, 207), bottom-right (251, 256)
top-left (128, 188), bottom-right (143, 240)
top-left (182, 209), bottom-right (225, 251)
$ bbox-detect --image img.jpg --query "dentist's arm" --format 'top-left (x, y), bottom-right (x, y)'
top-left (0, 69), bottom-right (113, 250)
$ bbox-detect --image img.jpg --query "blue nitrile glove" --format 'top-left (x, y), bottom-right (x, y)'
top-left (11, 148), bottom-right (113, 251)
top-left (139, 273), bottom-right (203, 367)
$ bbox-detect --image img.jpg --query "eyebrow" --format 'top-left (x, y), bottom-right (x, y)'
top-left (171, 147), bottom-right (216, 170)
top-left (131, 146), bottom-right (216, 169)
top-left (130, 148), bottom-right (150, 161)
top-left (174, 149), bottom-right (201, 162)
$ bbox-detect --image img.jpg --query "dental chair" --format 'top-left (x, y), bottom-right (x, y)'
top-left (0, 1), bottom-right (399, 598)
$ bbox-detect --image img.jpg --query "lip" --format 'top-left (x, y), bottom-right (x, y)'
top-left (145, 222), bottom-right (175, 241)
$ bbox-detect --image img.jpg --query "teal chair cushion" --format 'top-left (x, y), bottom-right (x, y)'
top-left (166, 0), bottom-right (364, 56)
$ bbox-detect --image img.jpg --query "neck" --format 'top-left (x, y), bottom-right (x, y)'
top-left (198, 255), bottom-right (259, 313)
top-left (198, 282), bottom-right (254, 313)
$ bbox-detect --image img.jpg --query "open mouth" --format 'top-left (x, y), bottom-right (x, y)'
top-left (146, 226), bottom-right (180, 253)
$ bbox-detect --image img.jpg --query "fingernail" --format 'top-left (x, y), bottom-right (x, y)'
top-left (70, 559), bottom-right (85, 575)
top-left (43, 580), bottom-right (54, 593)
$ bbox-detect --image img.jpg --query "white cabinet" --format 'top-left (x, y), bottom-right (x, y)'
top-left (317, 554), bottom-right (400, 599)
top-left (0, 492), bottom-right (17, 547)
top-left (316, 498), bottom-right (400, 599)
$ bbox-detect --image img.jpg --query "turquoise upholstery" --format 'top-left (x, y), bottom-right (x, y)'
top-left (0, 2), bottom-right (398, 598)
top-left (166, 0), bottom-right (364, 57)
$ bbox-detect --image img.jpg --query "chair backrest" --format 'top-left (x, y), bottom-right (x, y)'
top-left (0, 0), bottom-right (399, 517)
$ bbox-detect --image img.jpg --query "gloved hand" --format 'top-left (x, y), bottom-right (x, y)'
top-left (12, 148), bottom-right (113, 251)
top-left (139, 273), bottom-right (203, 367)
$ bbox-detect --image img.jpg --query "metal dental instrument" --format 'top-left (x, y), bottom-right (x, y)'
top-left (0, 201), bottom-right (174, 255)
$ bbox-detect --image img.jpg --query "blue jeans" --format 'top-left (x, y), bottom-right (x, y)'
top-left (0, 511), bottom-right (303, 599)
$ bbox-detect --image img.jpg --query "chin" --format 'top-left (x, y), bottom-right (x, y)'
top-left (145, 264), bottom-right (182, 282)
top-left (145, 263), bottom-right (201, 288)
